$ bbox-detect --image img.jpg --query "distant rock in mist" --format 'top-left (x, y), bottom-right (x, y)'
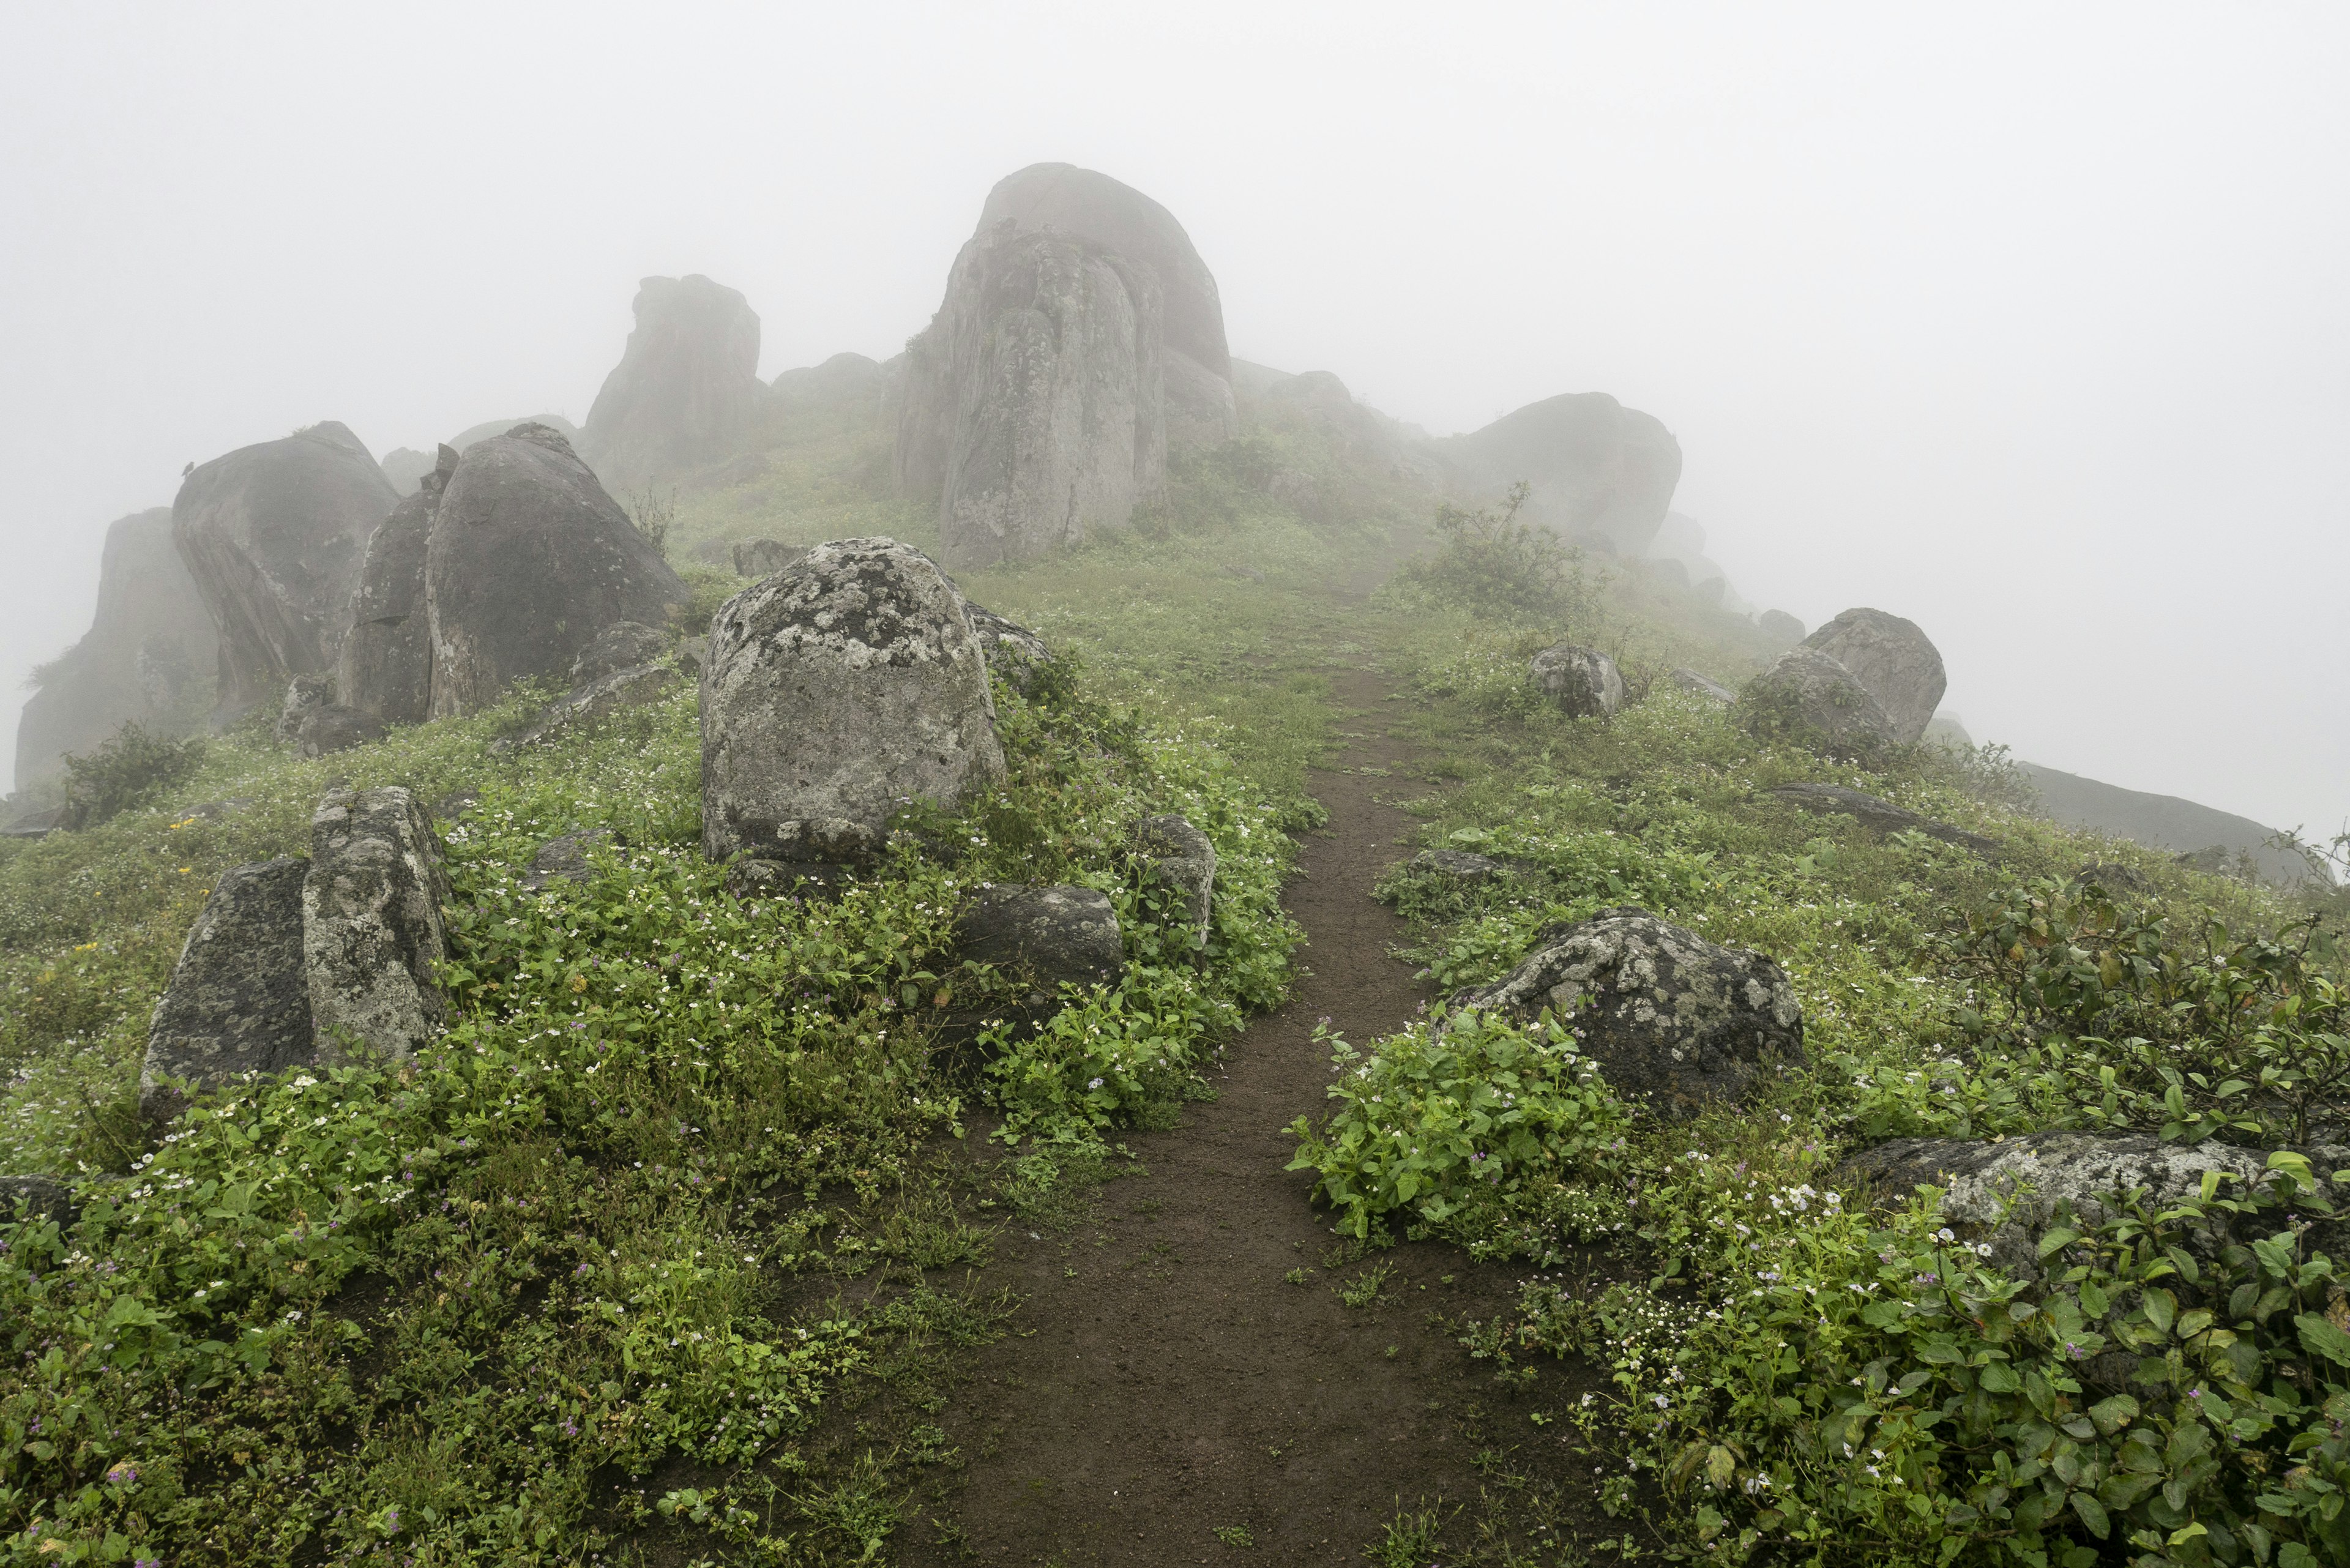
top-left (770, 351), bottom-right (888, 406)
top-left (1802, 607), bottom-right (1947, 747)
top-left (2020, 763), bottom-right (2313, 886)
top-left (173, 422), bottom-right (399, 726)
top-left (13, 508), bottom-right (218, 791)
top-left (379, 447), bottom-right (436, 495)
top-left (583, 275), bottom-right (763, 495)
top-left (1436, 392), bottom-right (1682, 555)
top-left (1924, 711), bottom-right (1974, 749)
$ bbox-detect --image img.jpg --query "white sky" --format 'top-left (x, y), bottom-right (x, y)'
top-left (3, 3), bottom-right (2344, 838)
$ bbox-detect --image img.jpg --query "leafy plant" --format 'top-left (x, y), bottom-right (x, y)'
top-left (57, 722), bottom-right (207, 829)
top-left (1389, 482), bottom-right (1594, 623)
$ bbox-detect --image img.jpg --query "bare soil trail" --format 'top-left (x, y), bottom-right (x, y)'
top-left (909, 666), bottom-right (1548, 1566)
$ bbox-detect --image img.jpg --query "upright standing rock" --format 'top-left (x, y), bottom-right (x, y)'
top-left (336, 446), bottom-right (455, 724)
top-left (1737, 647), bottom-right (1897, 757)
top-left (1136, 814), bottom-right (1216, 941)
top-left (1529, 643), bottom-right (1625, 718)
top-left (141, 857), bottom-right (315, 1133)
top-left (581, 274), bottom-right (763, 494)
top-left (1435, 394), bottom-right (1682, 555)
top-left (172, 422), bottom-right (399, 725)
top-left (425, 424), bottom-right (685, 717)
top-left (700, 538), bottom-right (1004, 864)
top-left (302, 787), bottom-right (450, 1060)
top-left (1801, 608), bottom-right (1947, 745)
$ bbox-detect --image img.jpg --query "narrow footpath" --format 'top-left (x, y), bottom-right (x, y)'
top-left (910, 668), bottom-right (1536, 1566)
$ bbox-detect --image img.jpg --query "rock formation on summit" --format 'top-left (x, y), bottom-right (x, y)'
top-left (424, 424), bottom-right (685, 717)
top-left (897, 164), bottom-right (1236, 567)
top-left (1436, 392), bottom-right (1682, 555)
top-left (1800, 608), bottom-right (1946, 747)
top-left (13, 507), bottom-right (218, 791)
top-left (172, 422), bottom-right (400, 725)
top-left (583, 275), bottom-right (762, 494)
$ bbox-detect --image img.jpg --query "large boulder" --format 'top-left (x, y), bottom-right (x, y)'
top-left (1802, 608), bottom-right (1945, 745)
top-left (424, 423), bottom-right (685, 717)
top-left (335, 447), bottom-right (455, 725)
top-left (700, 538), bottom-right (1004, 864)
top-left (1529, 643), bottom-right (1625, 718)
top-left (1434, 393), bottom-right (1682, 556)
top-left (1737, 647), bottom-right (1897, 757)
top-left (13, 507), bottom-right (219, 792)
top-left (172, 422), bottom-right (398, 725)
top-left (581, 274), bottom-right (763, 493)
top-left (302, 787), bottom-right (449, 1061)
top-left (141, 857), bottom-right (315, 1133)
top-left (957, 883), bottom-right (1124, 996)
top-left (1450, 908), bottom-right (1805, 1119)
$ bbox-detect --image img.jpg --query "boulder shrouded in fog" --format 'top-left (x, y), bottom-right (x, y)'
top-left (897, 163), bottom-right (1235, 568)
top-left (13, 507), bottom-right (218, 791)
top-left (1802, 607), bottom-right (1946, 746)
top-left (583, 274), bottom-right (762, 493)
top-left (337, 448), bottom-right (453, 725)
top-left (172, 422), bottom-right (400, 725)
top-left (425, 424), bottom-right (685, 717)
top-left (1437, 392), bottom-right (1683, 555)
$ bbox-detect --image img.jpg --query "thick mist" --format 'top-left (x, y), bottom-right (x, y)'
top-left (2, 4), bottom-right (2343, 839)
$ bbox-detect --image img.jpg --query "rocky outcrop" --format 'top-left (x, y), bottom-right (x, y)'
top-left (700, 538), bottom-right (1004, 865)
top-left (302, 788), bottom-right (449, 1061)
top-left (275, 676), bottom-right (334, 743)
top-left (732, 539), bottom-right (803, 578)
top-left (1529, 643), bottom-right (1625, 718)
top-left (582, 275), bottom-right (763, 493)
top-left (1757, 610), bottom-right (1805, 646)
top-left (1766, 782), bottom-right (1996, 855)
top-left (336, 448), bottom-right (455, 725)
top-left (296, 703), bottom-right (382, 758)
top-left (142, 857), bottom-right (315, 1133)
top-left (1737, 648), bottom-right (1897, 757)
top-left (1669, 668), bottom-right (1735, 704)
top-left (1434, 394), bottom-right (1682, 555)
top-left (1136, 814), bottom-right (1215, 941)
top-left (1802, 608), bottom-right (1945, 746)
top-left (1451, 908), bottom-right (1805, 1119)
top-left (964, 603), bottom-right (1056, 699)
top-left (957, 883), bottom-right (1124, 996)
top-left (425, 424), bottom-right (685, 717)
top-left (569, 621), bottom-right (666, 684)
top-left (173, 422), bottom-right (399, 725)
top-left (13, 507), bottom-right (218, 792)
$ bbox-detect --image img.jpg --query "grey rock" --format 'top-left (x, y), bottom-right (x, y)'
top-left (770, 351), bottom-right (887, 405)
top-left (302, 786), bottom-right (449, 1062)
top-left (963, 602), bottom-right (1056, 699)
top-left (581, 274), bottom-right (763, 493)
top-left (701, 537), bottom-right (1004, 863)
top-left (275, 675), bottom-right (336, 744)
top-left (1137, 814), bottom-right (1215, 941)
top-left (957, 883), bottom-right (1124, 995)
top-left (1409, 849), bottom-right (1510, 883)
top-left (1529, 643), bottom-right (1625, 718)
top-left (732, 539), bottom-right (804, 579)
top-left (425, 423), bottom-right (686, 717)
top-left (447, 415), bottom-right (581, 455)
top-left (380, 446), bottom-right (436, 496)
top-left (13, 507), bottom-right (218, 792)
top-left (1164, 347), bottom-right (1239, 450)
top-left (676, 635), bottom-right (709, 676)
top-left (0, 1174), bottom-right (78, 1227)
top-left (1737, 648), bottom-right (1897, 758)
top-left (521, 829), bottom-right (612, 893)
top-left (1434, 394), bottom-right (1682, 555)
top-left (1923, 712), bottom-right (1974, 750)
top-left (173, 422), bottom-right (399, 724)
top-left (570, 621), bottom-right (668, 684)
top-left (1451, 908), bottom-right (1805, 1120)
top-left (1767, 782), bottom-right (1996, 855)
top-left (1803, 608), bottom-right (1947, 746)
top-left (296, 704), bottom-right (383, 758)
top-left (1, 804), bottom-right (65, 840)
top-left (1756, 610), bottom-right (1805, 646)
top-left (143, 857), bottom-right (315, 1133)
top-left (1669, 667), bottom-right (1735, 704)
top-left (337, 488), bottom-right (436, 724)
top-left (507, 663), bottom-right (679, 749)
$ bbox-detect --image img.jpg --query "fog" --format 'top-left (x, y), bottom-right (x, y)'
top-left (3, 4), bottom-right (2343, 840)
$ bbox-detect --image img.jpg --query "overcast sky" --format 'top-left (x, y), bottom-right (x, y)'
top-left (3, 3), bottom-right (2344, 840)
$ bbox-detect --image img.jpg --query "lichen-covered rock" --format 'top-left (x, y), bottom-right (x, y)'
top-left (142, 857), bottom-right (314, 1133)
top-left (1767, 782), bottom-right (1996, 856)
top-left (173, 422), bottom-right (400, 724)
top-left (425, 423), bottom-right (686, 717)
top-left (337, 485), bottom-right (437, 724)
top-left (0, 1174), bottom-right (80, 1227)
top-left (963, 602), bottom-right (1056, 699)
top-left (733, 539), bottom-right (804, 578)
top-left (1136, 814), bottom-right (1215, 941)
top-left (1529, 643), bottom-right (1624, 718)
top-left (581, 274), bottom-right (763, 493)
top-left (1434, 393), bottom-right (1682, 554)
top-left (1409, 849), bottom-right (1510, 883)
top-left (1451, 908), bottom-right (1805, 1119)
top-left (302, 787), bottom-right (449, 1061)
top-left (1668, 667), bottom-right (1734, 704)
top-left (957, 883), bottom-right (1124, 996)
top-left (701, 538), bottom-right (1004, 864)
top-left (570, 621), bottom-right (668, 684)
top-left (1802, 608), bottom-right (1947, 745)
top-left (1737, 648), bottom-right (1897, 758)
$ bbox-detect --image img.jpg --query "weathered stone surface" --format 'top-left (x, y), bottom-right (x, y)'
top-left (425, 423), bottom-right (685, 717)
top-left (296, 704), bottom-right (382, 758)
top-left (380, 447), bottom-right (435, 495)
top-left (0, 805), bottom-right (65, 840)
top-left (0, 1174), bottom-right (78, 1227)
top-left (14, 507), bottom-right (218, 792)
top-left (957, 883), bottom-right (1124, 995)
top-left (1409, 849), bottom-right (1510, 883)
top-left (582, 274), bottom-right (763, 493)
top-left (701, 538), bottom-right (1004, 862)
top-left (1802, 608), bottom-right (1946, 746)
top-left (276, 675), bottom-right (335, 744)
top-left (963, 603), bottom-right (1056, 698)
top-left (173, 422), bottom-right (399, 725)
top-left (143, 857), bottom-right (314, 1132)
top-left (1435, 394), bottom-right (1682, 554)
top-left (1767, 782), bottom-right (1996, 855)
top-left (1669, 668), bottom-right (1735, 704)
top-left (506, 664), bottom-right (679, 749)
top-left (1452, 908), bottom-right (1805, 1119)
top-left (1137, 814), bottom-right (1215, 940)
top-left (1529, 643), bottom-right (1625, 718)
top-left (570, 621), bottom-right (668, 684)
top-left (521, 829), bottom-right (612, 893)
top-left (1737, 648), bottom-right (1897, 757)
top-left (1757, 610), bottom-right (1805, 646)
top-left (732, 539), bottom-right (804, 578)
top-left (337, 487), bottom-right (436, 724)
top-left (302, 787), bottom-right (449, 1061)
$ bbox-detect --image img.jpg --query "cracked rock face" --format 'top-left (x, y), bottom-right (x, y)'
top-left (1136, 814), bottom-right (1216, 941)
top-left (1452, 907), bottom-right (1805, 1119)
top-left (1529, 643), bottom-right (1625, 718)
top-left (303, 786), bottom-right (450, 1062)
top-left (1737, 646), bottom-right (1897, 758)
top-left (581, 274), bottom-right (763, 495)
top-left (957, 883), bottom-right (1124, 996)
top-left (701, 537), bottom-right (1004, 863)
top-left (337, 487), bottom-right (437, 724)
top-left (143, 857), bottom-right (315, 1134)
top-left (1802, 608), bottom-right (1946, 746)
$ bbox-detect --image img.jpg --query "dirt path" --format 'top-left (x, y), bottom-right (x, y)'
top-left (910, 668), bottom-right (1533, 1566)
